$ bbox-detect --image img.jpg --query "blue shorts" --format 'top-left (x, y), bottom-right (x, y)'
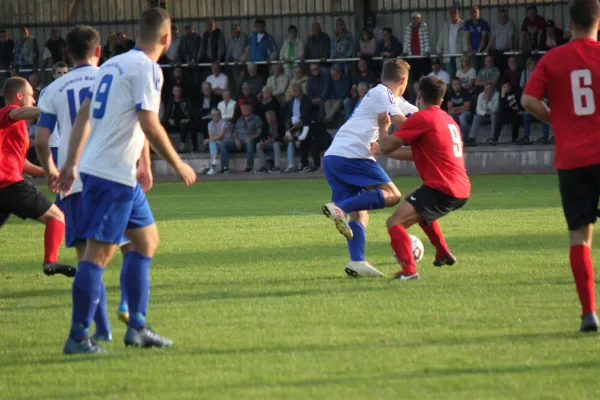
top-left (323, 155), bottom-right (391, 202)
top-left (50, 147), bottom-right (58, 166)
top-left (80, 173), bottom-right (154, 245)
top-left (62, 193), bottom-right (130, 248)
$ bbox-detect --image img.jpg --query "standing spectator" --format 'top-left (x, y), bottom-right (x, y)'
top-left (256, 110), bottom-right (285, 173)
top-left (475, 55), bottom-right (500, 91)
top-left (485, 7), bottom-right (515, 69)
top-left (205, 61), bottom-right (229, 97)
top-left (13, 27), bottom-right (39, 76)
top-left (197, 82), bottom-right (220, 150)
top-left (115, 32), bottom-right (135, 54)
top-left (464, 7), bottom-right (489, 70)
top-left (365, 14), bottom-right (383, 42)
top-left (177, 25), bottom-right (202, 65)
top-left (540, 20), bottom-right (565, 51)
top-left (488, 78), bottom-right (522, 144)
top-left (218, 88), bottom-right (237, 122)
top-left (355, 57), bottom-right (378, 88)
top-left (237, 82), bottom-right (258, 112)
top-left (402, 11), bottom-right (431, 81)
top-left (249, 18), bottom-right (278, 77)
top-left (220, 103), bottom-right (263, 173)
top-left (161, 84), bottom-right (193, 153)
top-left (467, 81), bottom-right (499, 146)
top-left (519, 5), bottom-right (545, 54)
top-left (357, 29), bottom-right (377, 57)
top-left (456, 55), bottom-right (476, 93)
top-left (436, 6), bottom-right (467, 78)
top-left (226, 24), bottom-right (249, 97)
top-left (447, 77), bottom-right (473, 141)
top-left (266, 63), bottom-right (289, 104)
top-left (198, 19), bottom-right (226, 63)
top-left (247, 63), bottom-right (266, 97)
top-left (306, 63), bottom-right (330, 119)
top-left (520, 58), bottom-right (537, 88)
top-left (102, 32), bottom-right (117, 63)
top-left (304, 22), bottom-right (331, 68)
top-left (503, 56), bottom-right (521, 88)
top-left (428, 58), bottom-right (451, 84)
top-left (280, 25), bottom-right (304, 79)
top-left (285, 65), bottom-right (308, 102)
top-left (0, 30), bottom-right (14, 84)
top-left (51, 61), bottom-right (69, 80)
top-left (284, 84), bottom-right (312, 172)
top-left (330, 18), bottom-right (354, 76)
top-left (205, 108), bottom-right (231, 175)
top-left (377, 28), bottom-right (402, 58)
top-left (325, 66), bottom-right (349, 123)
top-left (343, 82), bottom-right (369, 120)
top-left (43, 29), bottom-right (66, 65)
top-left (166, 25), bottom-right (181, 63)
top-left (28, 72), bottom-right (43, 101)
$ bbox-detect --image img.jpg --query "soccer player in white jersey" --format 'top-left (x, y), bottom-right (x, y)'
top-left (57, 8), bottom-right (196, 354)
top-left (322, 59), bottom-right (418, 277)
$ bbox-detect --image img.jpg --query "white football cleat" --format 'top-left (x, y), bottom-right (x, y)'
top-left (345, 261), bottom-right (386, 278)
top-left (322, 203), bottom-right (353, 239)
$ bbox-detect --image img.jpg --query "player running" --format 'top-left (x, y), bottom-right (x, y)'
top-left (58, 8), bottom-right (196, 354)
top-left (0, 76), bottom-right (75, 277)
top-left (321, 59), bottom-right (418, 277)
top-left (522, 0), bottom-right (600, 331)
top-left (377, 76), bottom-right (471, 280)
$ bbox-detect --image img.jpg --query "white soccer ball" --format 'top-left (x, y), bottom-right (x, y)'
top-left (393, 234), bottom-right (425, 263)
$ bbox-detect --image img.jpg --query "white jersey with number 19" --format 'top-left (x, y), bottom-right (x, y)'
top-left (79, 49), bottom-right (163, 187)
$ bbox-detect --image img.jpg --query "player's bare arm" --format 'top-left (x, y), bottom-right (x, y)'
top-left (58, 98), bottom-right (92, 194)
top-left (390, 113), bottom-right (407, 127)
top-left (377, 112), bottom-right (405, 155)
top-left (386, 146), bottom-right (414, 161)
top-left (9, 107), bottom-right (40, 121)
top-left (34, 127), bottom-right (59, 192)
top-left (137, 139), bottom-right (153, 193)
top-left (521, 94), bottom-right (551, 124)
top-left (23, 159), bottom-right (45, 177)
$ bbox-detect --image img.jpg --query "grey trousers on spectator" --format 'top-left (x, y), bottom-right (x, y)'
top-left (257, 140), bottom-right (283, 168)
top-left (469, 113), bottom-right (497, 140)
top-left (324, 99), bottom-right (343, 122)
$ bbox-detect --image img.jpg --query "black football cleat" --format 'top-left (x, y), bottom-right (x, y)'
top-left (124, 326), bottom-right (173, 348)
top-left (580, 312), bottom-right (599, 332)
top-left (43, 263), bottom-right (77, 278)
top-left (433, 253), bottom-right (457, 268)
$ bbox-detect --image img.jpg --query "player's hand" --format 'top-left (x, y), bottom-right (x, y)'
top-left (377, 112), bottom-right (391, 131)
top-left (174, 162), bottom-right (196, 187)
top-left (137, 165), bottom-right (153, 193)
top-left (370, 141), bottom-right (381, 156)
top-left (57, 163), bottom-right (77, 195)
top-left (47, 167), bottom-right (60, 194)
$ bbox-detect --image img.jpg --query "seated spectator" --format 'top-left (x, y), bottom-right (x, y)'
top-left (427, 58), bottom-right (451, 84)
top-left (266, 63), bottom-right (289, 104)
top-left (256, 86), bottom-right (282, 126)
top-left (285, 65), bottom-right (308, 102)
top-left (197, 82), bottom-right (220, 150)
top-left (523, 106), bottom-right (551, 144)
top-left (204, 108), bottom-right (231, 175)
top-left (162, 66), bottom-right (186, 105)
top-left (205, 61), bottom-right (229, 97)
top-left (325, 66), bottom-right (349, 123)
top-left (540, 20), bottom-right (565, 51)
top-left (218, 88), bottom-right (237, 122)
top-left (237, 82), bottom-right (258, 113)
top-left (456, 55), bottom-right (476, 93)
top-left (306, 63), bottom-right (330, 119)
top-left (467, 81), bottom-right (499, 146)
top-left (344, 82), bottom-right (369, 119)
top-left (447, 77), bottom-right (473, 141)
top-left (355, 57), bottom-right (378, 88)
top-left (357, 28), bottom-right (377, 57)
top-left (488, 78), bottom-right (523, 145)
top-left (247, 62), bottom-right (266, 97)
top-left (220, 103), bottom-right (263, 173)
top-left (280, 25), bottom-right (304, 79)
top-left (299, 119), bottom-right (332, 172)
top-left (377, 28), bottom-right (402, 58)
top-left (520, 57), bottom-right (537, 88)
top-left (256, 110), bottom-right (285, 173)
top-left (161, 84), bottom-right (193, 153)
top-left (475, 55), bottom-right (500, 91)
top-left (284, 84), bottom-right (312, 172)
top-left (503, 56), bottom-right (521, 88)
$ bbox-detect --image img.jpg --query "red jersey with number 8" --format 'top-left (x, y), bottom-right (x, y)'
top-left (394, 107), bottom-right (471, 199)
top-left (523, 38), bottom-right (600, 170)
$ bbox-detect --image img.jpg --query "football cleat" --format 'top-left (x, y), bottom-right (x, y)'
top-left (124, 326), bottom-right (173, 348)
top-left (63, 337), bottom-right (108, 354)
top-left (322, 203), bottom-right (353, 239)
top-left (43, 263), bottom-right (77, 278)
top-left (345, 261), bottom-right (386, 278)
top-left (91, 332), bottom-right (113, 342)
top-left (580, 312), bottom-right (599, 332)
top-left (433, 253), bottom-right (457, 267)
top-left (392, 271), bottom-right (420, 281)
top-left (117, 304), bottom-right (129, 325)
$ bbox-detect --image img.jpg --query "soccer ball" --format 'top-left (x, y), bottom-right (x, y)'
top-left (393, 234), bottom-right (425, 263)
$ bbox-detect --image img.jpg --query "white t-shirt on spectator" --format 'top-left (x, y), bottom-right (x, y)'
top-left (428, 70), bottom-right (451, 84)
top-left (456, 68), bottom-right (476, 89)
top-left (325, 84), bottom-right (418, 160)
top-left (206, 73), bottom-right (229, 90)
top-left (218, 100), bottom-right (236, 120)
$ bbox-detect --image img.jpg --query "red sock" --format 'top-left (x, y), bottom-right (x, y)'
top-left (418, 221), bottom-right (450, 259)
top-left (569, 245), bottom-right (596, 315)
top-left (44, 219), bottom-right (65, 264)
top-left (388, 224), bottom-right (416, 275)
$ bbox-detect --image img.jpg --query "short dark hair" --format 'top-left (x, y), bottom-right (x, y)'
top-left (52, 62), bottom-right (69, 75)
top-left (2, 77), bottom-right (29, 101)
top-left (66, 25), bottom-right (100, 61)
top-left (172, 83), bottom-right (182, 90)
top-left (255, 18), bottom-right (265, 25)
top-left (451, 76), bottom-right (461, 83)
top-left (381, 59), bottom-right (410, 82)
top-left (139, 7), bottom-right (171, 41)
top-left (527, 5), bottom-right (538, 13)
top-left (0, 29), bottom-right (7, 34)
top-left (569, 0), bottom-right (600, 31)
top-left (288, 25), bottom-right (297, 32)
top-left (382, 27), bottom-right (392, 34)
top-left (419, 76), bottom-right (447, 105)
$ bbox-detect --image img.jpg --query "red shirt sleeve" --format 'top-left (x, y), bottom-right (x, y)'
top-left (0, 106), bottom-right (14, 128)
top-left (523, 57), bottom-right (548, 100)
top-left (394, 113), bottom-right (426, 144)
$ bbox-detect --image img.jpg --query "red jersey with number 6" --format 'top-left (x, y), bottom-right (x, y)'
top-left (394, 107), bottom-right (471, 199)
top-left (523, 38), bottom-right (600, 170)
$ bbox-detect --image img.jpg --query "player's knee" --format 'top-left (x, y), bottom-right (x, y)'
top-left (356, 210), bottom-right (369, 227)
top-left (40, 205), bottom-right (64, 224)
top-left (569, 224), bottom-right (593, 247)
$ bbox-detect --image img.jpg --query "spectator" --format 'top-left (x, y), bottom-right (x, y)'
top-left (0, 30), bottom-right (14, 81)
top-left (306, 63), bottom-right (331, 119)
top-left (436, 6), bottom-right (467, 78)
top-left (540, 20), bottom-right (565, 51)
top-left (447, 77), bottom-right (473, 141)
top-left (237, 82), bottom-right (258, 112)
top-left (520, 58), bottom-right (537, 88)
top-left (488, 78), bottom-right (522, 145)
top-left (298, 120), bottom-right (331, 172)
top-left (402, 11), bottom-right (431, 81)
top-left (166, 25), bottom-right (181, 63)
top-left (485, 7), bottom-right (515, 70)
top-left (44, 29), bottom-right (66, 65)
top-left (247, 62), bottom-right (266, 97)
top-left (343, 81), bottom-right (369, 119)
top-left (226, 24), bottom-right (250, 97)
top-left (331, 18), bottom-right (354, 75)
top-left (205, 61), bottom-right (229, 97)
top-left (162, 66), bottom-right (187, 105)
top-left (285, 65), bottom-right (308, 102)
top-left (197, 82), bottom-right (220, 151)
top-left (161, 84), bottom-right (193, 152)
top-left (475, 55), bottom-right (500, 90)
top-left (28, 72), bottom-right (42, 101)
top-left (178, 25), bottom-right (202, 65)
top-left (51, 62), bottom-right (69, 80)
top-left (357, 29), bottom-right (377, 57)
top-left (280, 25), bottom-right (304, 79)
top-left (523, 104), bottom-right (551, 144)
top-left (220, 103), bottom-right (263, 173)
top-left (205, 108), bottom-right (231, 175)
top-left (365, 14), bottom-right (383, 42)
top-left (102, 32), bottom-right (117, 63)
top-left (266, 63), bottom-right (289, 104)
top-left (256, 110), bottom-right (285, 173)
top-left (256, 86), bottom-right (282, 126)
top-left (464, 7), bottom-right (490, 69)
top-left (408, 81), bottom-right (420, 105)
top-left (325, 66), bottom-right (349, 123)
top-left (355, 57), bottom-right (378, 88)
top-left (284, 84), bottom-right (312, 172)
top-left (503, 56), bottom-right (521, 88)
top-left (467, 81), bottom-right (499, 146)
top-left (428, 58), bottom-right (451, 84)
top-left (13, 27), bottom-right (39, 75)
top-left (377, 28), bottom-right (402, 58)
top-left (519, 5), bottom-right (545, 53)
top-left (249, 18), bottom-right (278, 77)
top-left (456, 55), bottom-right (476, 93)
top-left (304, 22), bottom-right (331, 67)
top-left (198, 19), bottom-right (226, 63)
top-left (218, 88), bottom-right (237, 122)
top-left (115, 32), bottom-right (135, 54)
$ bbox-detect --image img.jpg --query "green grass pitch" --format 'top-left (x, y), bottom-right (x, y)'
top-left (1, 175), bottom-right (600, 400)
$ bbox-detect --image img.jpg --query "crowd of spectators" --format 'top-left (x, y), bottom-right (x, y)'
top-left (0, 5), bottom-right (571, 173)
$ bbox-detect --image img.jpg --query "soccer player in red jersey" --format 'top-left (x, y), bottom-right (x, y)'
top-left (377, 76), bottom-right (471, 280)
top-left (0, 77), bottom-right (75, 277)
top-left (522, 0), bottom-right (600, 331)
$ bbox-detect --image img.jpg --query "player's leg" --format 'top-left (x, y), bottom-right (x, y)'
top-left (387, 198), bottom-right (422, 280)
top-left (418, 220), bottom-right (455, 267)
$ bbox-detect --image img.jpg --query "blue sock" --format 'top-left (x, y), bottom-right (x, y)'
top-left (124, 251), bottom-right (152, 329)
top-left (69, 261), bottom-right (104, 341)
top-left (92, 280), bottom-right (110, 335)
top-left (347, 221), bottom-right (366, 261)
top-left (336, 189), bottom-right (386, 214)
top-left (119, 252), bottom-right (131, 312)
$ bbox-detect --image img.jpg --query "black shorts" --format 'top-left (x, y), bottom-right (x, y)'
top-left (0, 180), bottom-right (53, 223)
top-left (406, 185), bottom-right (468, 224)
top-left (558, 164), bottom-right (600, 231)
